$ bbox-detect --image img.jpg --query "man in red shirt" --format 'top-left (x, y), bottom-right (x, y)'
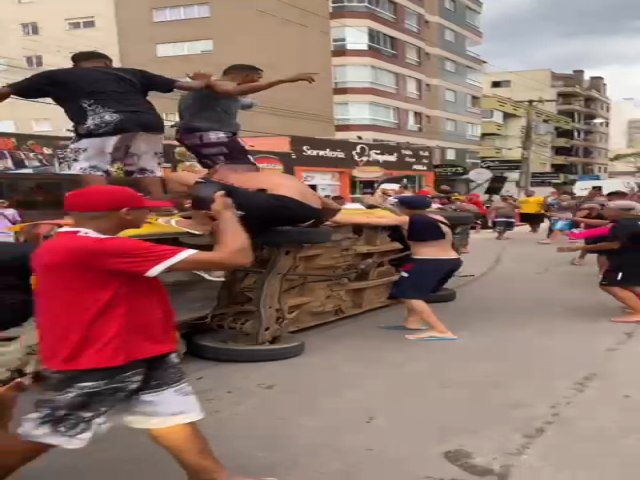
top-left (0, 185), bottom-right (270, 480)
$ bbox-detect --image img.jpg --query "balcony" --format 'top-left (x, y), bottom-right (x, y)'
top-left (557, 100), bottom-right (590, 114)
top-left (482, 121), bottom-right (505, 135)
top-left (479, 147), bottom-right (503, 158)
top-left (481, 96), bottom-right (527, 117)
top-left (552, 138), bottom-right (573, 147)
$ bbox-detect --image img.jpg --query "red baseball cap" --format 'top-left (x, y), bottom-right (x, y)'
top-left (64, 185), bottom-right (173, 213)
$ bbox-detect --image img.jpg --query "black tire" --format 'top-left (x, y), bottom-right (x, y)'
top-left (436, 211), bottom-right (475, 227)
top-left (187, 331), bottom-right (305, 362)
top-left (257, 227), bottom-right (332, 246)
top-left (424, 287), bottom-right (457, 303)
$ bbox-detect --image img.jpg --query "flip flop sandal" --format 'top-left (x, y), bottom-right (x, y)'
top-left (610, 318), bottom-right (640, 324)
top-left (379, 325), bottom-right (429, 331)
top-left (407, 337), bottom-right (459, 341)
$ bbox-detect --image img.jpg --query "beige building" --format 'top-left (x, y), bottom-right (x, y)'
top-left (0, 0), bottom-right (122, 136)
top-left (484, 69), bottom-right (611, 177)
top-left (0, 0), bottom-right (335, 139)
top-left (480, 94), bottom-right (572, 173)
top-left (330, 0), bottom-right (484, 164)
top-left (609, 98), bottom-right (640, 152)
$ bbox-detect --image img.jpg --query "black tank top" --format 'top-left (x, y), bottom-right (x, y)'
top-left (406, 214), bottom-right (450, 242)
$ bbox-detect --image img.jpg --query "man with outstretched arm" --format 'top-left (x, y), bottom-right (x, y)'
top-left (177, 64), bottom-right (315, 172)
top-left (0, 51), bottom-right (209, 199)
top-left (0, 185), bottom-right (277, 480)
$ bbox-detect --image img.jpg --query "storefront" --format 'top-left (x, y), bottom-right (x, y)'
top-left (434, 164), bottom-right (469, 192)
top-left (290, 136), bottom-right (434, 199)
top-left (0, 133), bottom-right (69, 173)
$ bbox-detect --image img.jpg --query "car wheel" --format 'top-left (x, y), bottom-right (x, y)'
top-left (187, 331), bottom-right (305, 362)
top-left (424, 287), bottom-right (457, 303)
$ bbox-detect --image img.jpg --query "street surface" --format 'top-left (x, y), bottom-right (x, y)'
top-left (14, 229), bottom-right (640, 480)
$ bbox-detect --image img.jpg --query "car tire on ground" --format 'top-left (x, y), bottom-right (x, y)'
top-left (424, 287), bottom-right (457, 303)
top-left (187, 331), bottom-right (305, 362)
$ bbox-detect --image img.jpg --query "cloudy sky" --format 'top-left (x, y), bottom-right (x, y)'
top-left (479, 0), bottom-right (639, 99)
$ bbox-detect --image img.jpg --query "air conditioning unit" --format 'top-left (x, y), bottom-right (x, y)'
top-left (408, 124), bottom-right (422, 131)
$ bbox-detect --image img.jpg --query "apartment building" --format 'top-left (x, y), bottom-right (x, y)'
top-left (0, 0), bottom-right (335, 138)
top-left (0, 0), bottom-right (122, 135)
top-left (330, 0), bottom-right (484, 165)
top-left (480, 95), bottom-right (572, 173)
top-left (485, 69), bottom-right (611, 177)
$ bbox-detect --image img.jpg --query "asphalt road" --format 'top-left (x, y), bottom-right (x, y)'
top-left (14, 231), bottom-right (640, 480)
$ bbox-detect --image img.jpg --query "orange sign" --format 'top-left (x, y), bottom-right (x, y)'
top-left (254, 155), bottom-right (284, 172)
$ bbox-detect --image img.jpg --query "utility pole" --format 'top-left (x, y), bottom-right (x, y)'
top-left (518, 100), bottom-right (535, 192)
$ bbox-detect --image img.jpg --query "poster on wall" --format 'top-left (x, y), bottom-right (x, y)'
top-left (0, 134), bottom-right (68, 173)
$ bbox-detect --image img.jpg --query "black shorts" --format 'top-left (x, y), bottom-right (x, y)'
top-left (176, 130), bottom-right (258, 170)
top-left (520, 213), bottom-right (544, 226)
top-left (192, 179), bottom-right (324, 235)
top-left (493, 218), bottom-right (515, 233)
top-left (390, 257), bottom-right (462, 300)
top-left (17, 353), bottom-right (203, 449)
top-left (600, 268), bottom-right (640, 287)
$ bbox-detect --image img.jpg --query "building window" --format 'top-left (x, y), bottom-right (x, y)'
top-left (466, 122), bottom-right (481, 139)
top-left (404, 8), bottom-right (421, 32)
top-left (330, 0), bottom-right (396, 20)
top-left (65, 16), bottom-right (96, 30)
top-left (333, 65), bottom-right (398, 92)
top-left (18, 0), bottom-right (35, 3)
top-left (405, 76), bottom-right (420, 98)
top-left (444, 59), bottom-right (457, 73)
top-left (331, 27), bottom-right (396, 55)
top-left (466, 67), bottom-right (482, 86)
top-left (20, 22), bottom-right (39, 36)
top-left (162, 112), bottom-right (180, 122)
top-left (466, 94), bottom-right (480, 111)
top-left (445, 89), bottom-right (457, 102)
top-left (152, 4), bottom-right (211, 22)
top-left (31, 119), bottom-right (53, 132)
top-left (465, 7), bottom-right (480, 27)
top-left (407, 111), bottom-right (421, 131)
top-left (156, 39), bottom-right (213, 57)
top-left (444, 0), bottom-right (456, 11)
top-left (444, 27), bottom-right (456, 42)
top-left (446, 148), bottom-right (456, 161)
top-left (0, 59), bottom-right (8, 71)
top-left (491, 80), bottom-right (511, 88)
top-left (405, 43), bottom-right (420, 65)
top-left (0, 120), bottom-right (17, 132)
top-left (334, 101), bottom-right (399, 127)
top-left (445, 119), bottom-right (457, 131)
top-left (24, 55), bottom-right (43, 68)
top-left (369, 30), bottom-right (397, 55)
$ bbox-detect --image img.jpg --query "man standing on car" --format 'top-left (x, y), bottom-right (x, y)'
top-left (0, 185), bottom-right (277, 480)
top-left (0, 51), bottom-right (210, 199)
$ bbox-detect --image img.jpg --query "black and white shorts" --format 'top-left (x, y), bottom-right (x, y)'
top-left (65, 132), bottom-right (164, 177)
top-left (17, 353), bottom-right (203, 449)
top-left (493, 217), bottom-right (515, 233)
top-left (600, 266), bottom-right (640, 288)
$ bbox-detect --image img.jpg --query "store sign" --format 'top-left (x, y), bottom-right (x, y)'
top-left (291, 136), bottom-right (432, 171)
top-left (352, 166), bottom-right (386, 179)
top-left (480, 160), bottom-right (521, 171)
top-left (531, 172), bottom-right (562, 187)
top-left (254, 155), bottom-right (284, 172)
top-left (434, 164), bottom-right (468, 177)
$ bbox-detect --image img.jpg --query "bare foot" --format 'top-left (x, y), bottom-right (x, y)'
top-left (571, 258), bottom-right (585, 266)
top-left (611, 314), bottom-right (640, 323)
top-left (405, 331), bottom-right (458, 341)
top-left (538, 239), bottom-right (551, 244)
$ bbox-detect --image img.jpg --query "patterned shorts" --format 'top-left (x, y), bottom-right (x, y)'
top-left (65, 132), bottom-right (164, 177)
top-left (17, 353), bottom-right (203, 449)
top-left (176, 130), bottom-right (257, 170)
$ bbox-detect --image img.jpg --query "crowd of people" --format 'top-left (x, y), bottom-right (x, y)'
top-left (1, 46), bottom-right (640, 480)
